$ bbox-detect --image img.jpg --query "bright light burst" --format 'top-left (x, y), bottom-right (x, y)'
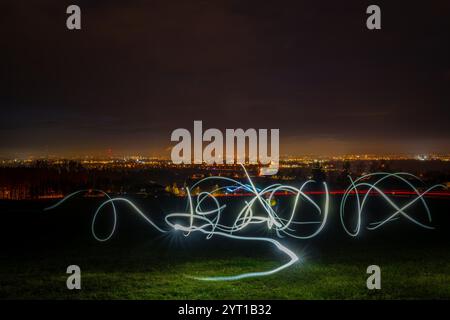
top-left (45, 166), bottom-right (443, 281)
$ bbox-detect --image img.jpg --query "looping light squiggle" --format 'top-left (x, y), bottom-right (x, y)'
top-left (45, 167), bottom-right (442, 281)
top-left (340, 172), bottom-right (444, 236)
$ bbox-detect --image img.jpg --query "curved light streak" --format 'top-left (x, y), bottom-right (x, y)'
top-left (340, 172), bottom-right (444, 236)
top-left (44, 189), bottom-right (118, 242)
top-left (45, 168), bottom-right (441, 281)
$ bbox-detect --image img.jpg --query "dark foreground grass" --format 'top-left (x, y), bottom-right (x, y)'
top-left (1, 242), bottom-right (449, 299)
top-left (1, 197), bottom-right (449, 299)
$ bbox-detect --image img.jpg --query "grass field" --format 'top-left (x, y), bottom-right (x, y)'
top-left (0, 198), bottom-right (449, 299)
top-left (1, 239), bottom-right (449, 299)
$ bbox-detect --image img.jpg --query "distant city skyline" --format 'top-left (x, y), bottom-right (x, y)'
top-left (2, 136), bottom-right (450, 159)
top-left (2, 150), bottom-right (450, 162)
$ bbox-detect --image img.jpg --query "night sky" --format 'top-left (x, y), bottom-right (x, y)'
top-left (1, 0), bottom-right (450, 158)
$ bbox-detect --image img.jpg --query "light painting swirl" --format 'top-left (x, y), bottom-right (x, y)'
top-left (340, 172), bottom-right (444, 236)
top-left (45, 166), bottom-right (443, 281)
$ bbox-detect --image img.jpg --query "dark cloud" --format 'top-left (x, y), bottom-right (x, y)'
top-left (1, 0), bottom-right (450, 157)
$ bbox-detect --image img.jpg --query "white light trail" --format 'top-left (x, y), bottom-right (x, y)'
top-left (340, 172), bottom-right (444, 236)
top-left (45, 167), bottom-right (442, 281)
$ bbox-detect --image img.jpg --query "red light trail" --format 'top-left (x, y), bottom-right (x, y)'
top-left (214, 189), bottom-right (450, 198)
